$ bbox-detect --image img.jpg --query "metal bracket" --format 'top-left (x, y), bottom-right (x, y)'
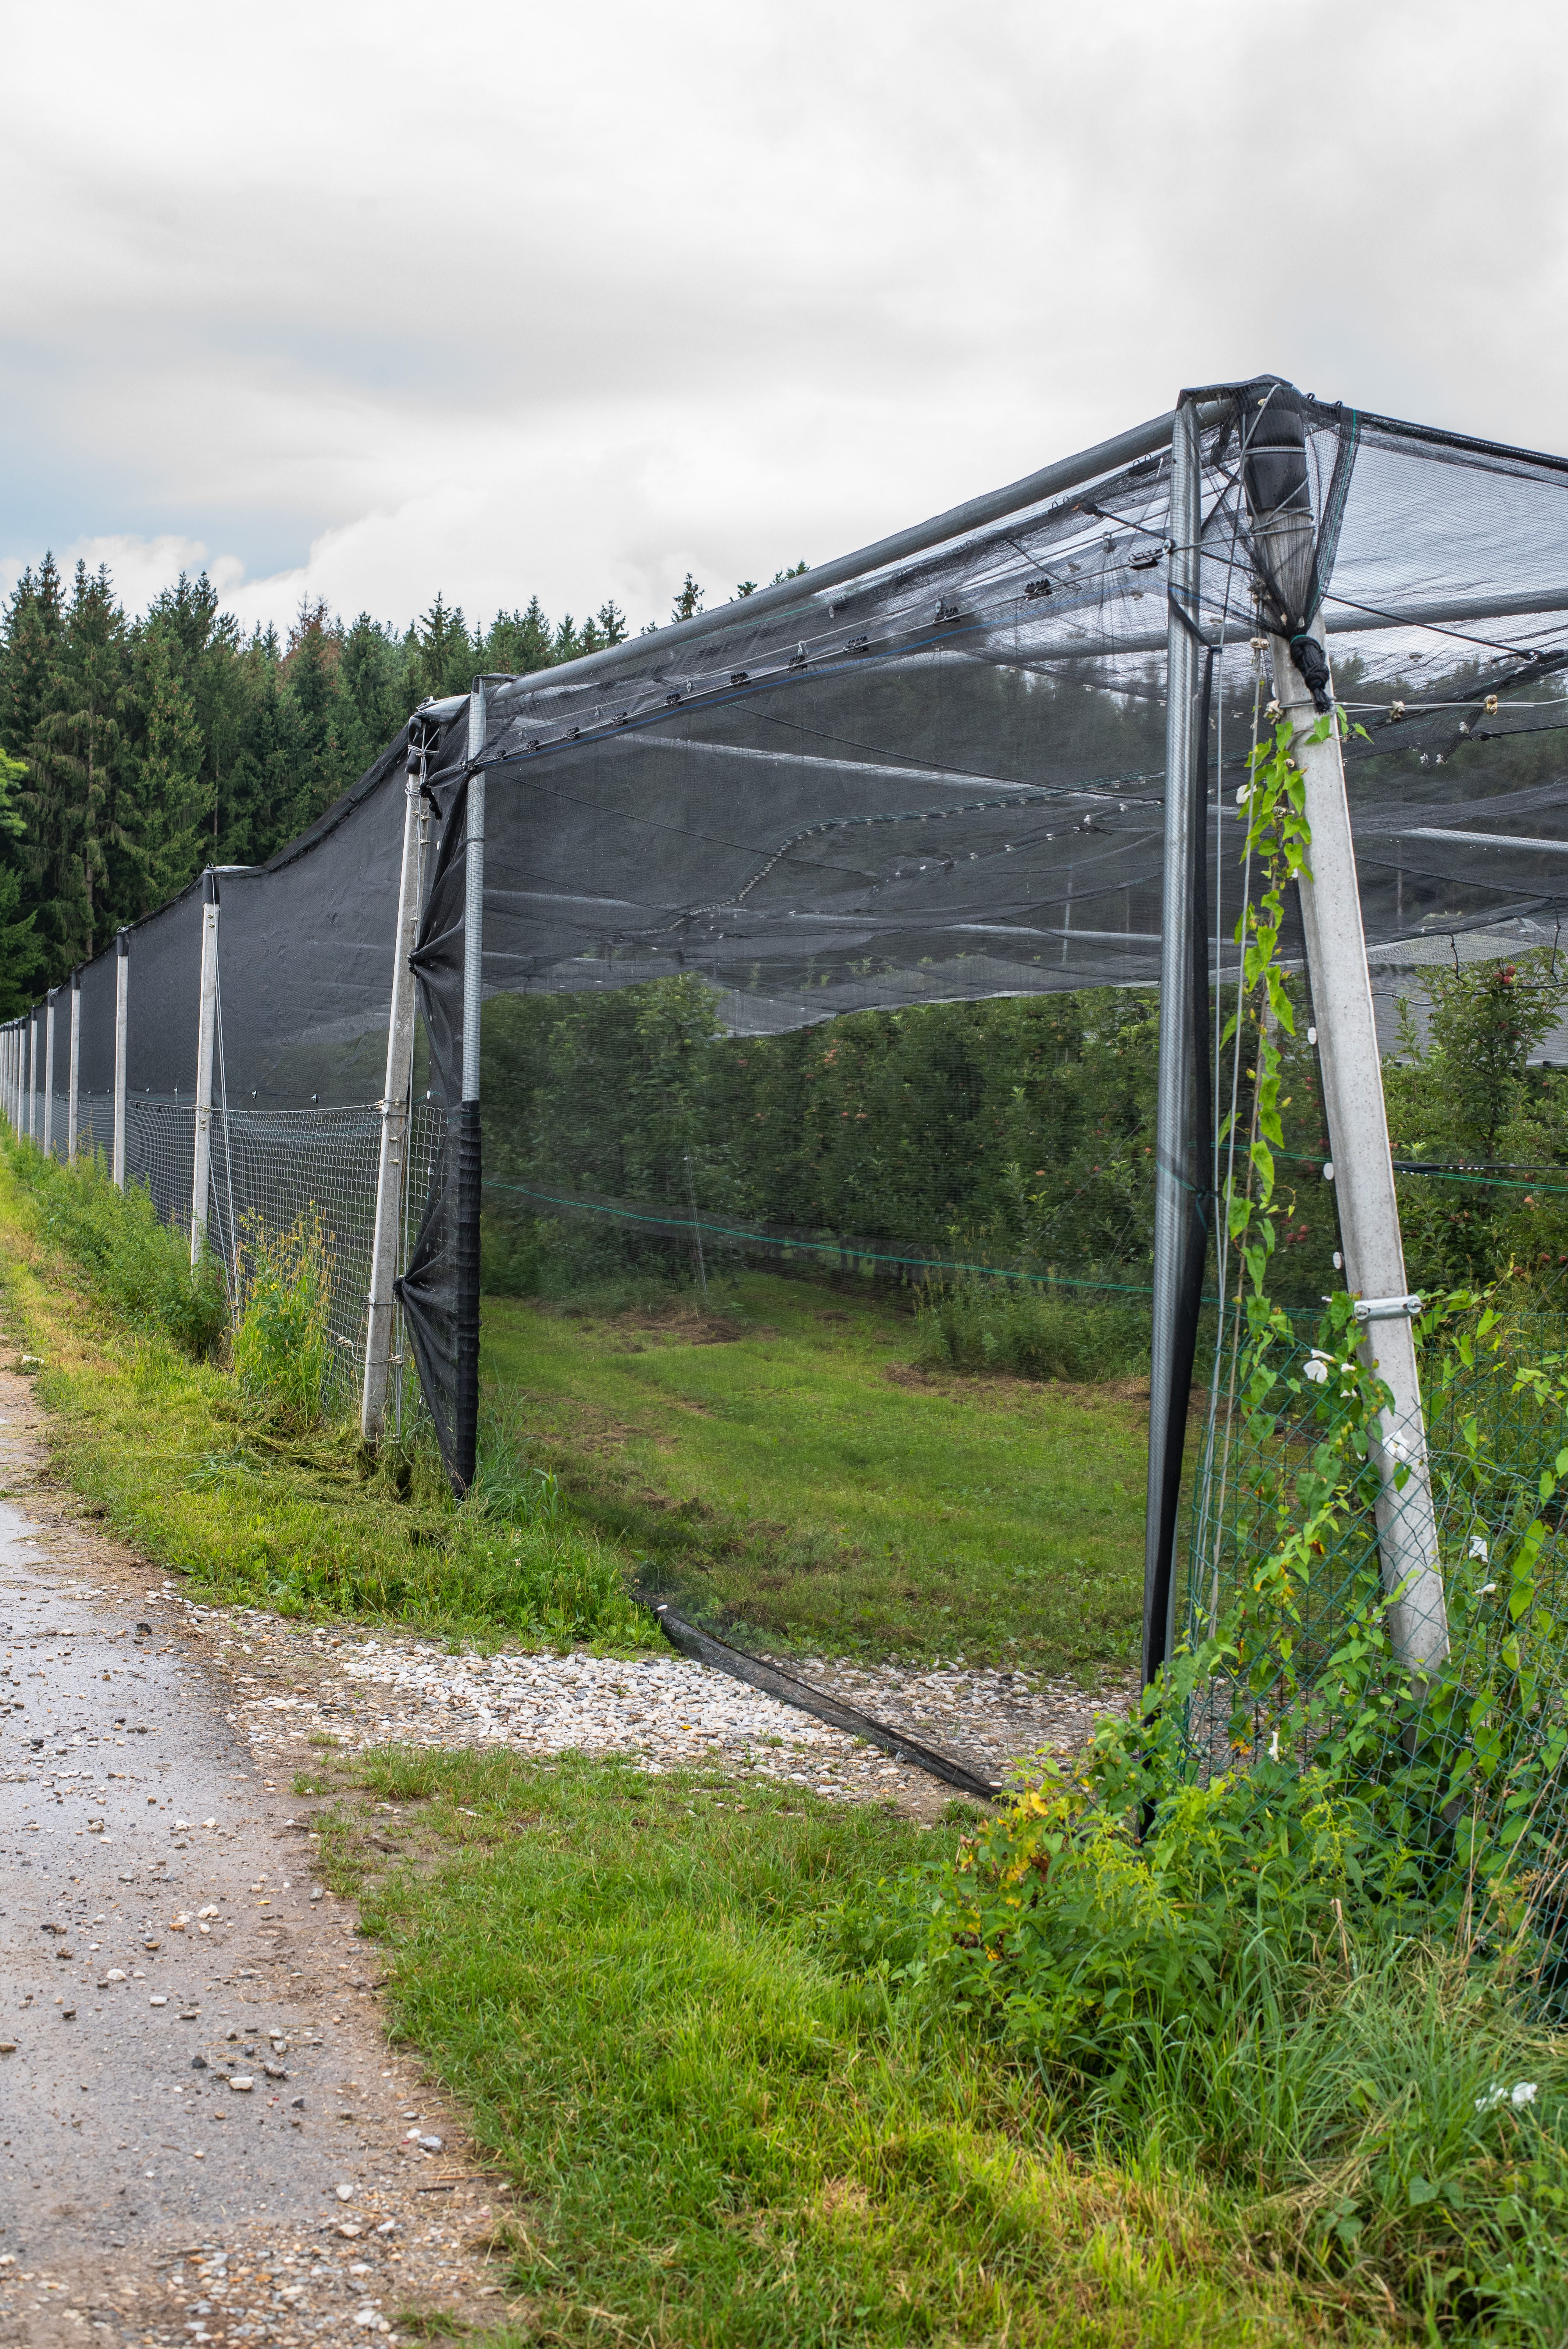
top-left (1352, 1292), bottom-right (1424, 1324)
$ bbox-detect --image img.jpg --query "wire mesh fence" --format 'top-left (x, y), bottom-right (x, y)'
top-left (1176, 1286), bottom-right (1568, 1971)
top-left (8, 1071), bottom-right (443, 1436)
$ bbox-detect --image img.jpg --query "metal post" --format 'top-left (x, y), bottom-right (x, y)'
top-left (453, 682), bottom-right (488, 1492)
top-left (113, 933), bottom-right (129, 1191)
top-left (191, 876), bottom-right (220, 1265)
top-left (1143, 397), bottom-right (1204, 1688)
top-left (462, 688), bottom-right (487, 1109)
top-left (1269, 621), bottom-right (1448, 1671)
top-left (43, 992), bottom-right (55, 1159)
top-left (67, 975), bottom-right (80, 1166)
top-left (361, 736), bottom-right (433, 1444)
top-left (27, 1011), bottom-right (37, 1144)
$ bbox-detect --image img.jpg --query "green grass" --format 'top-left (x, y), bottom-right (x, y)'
top-left (0, 1148), bottom-right (651, 1649)
top-left (313, 1743), bottom-right (1392, 2349)
top-left (481, 1274), bottom-right (1147, 1672)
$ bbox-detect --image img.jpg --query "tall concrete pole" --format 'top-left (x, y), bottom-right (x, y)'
top-left (43, 992), bottom-right (55, 1158)
top-left (112, 934), bottom-right (129, 1191)
top-left (190, 876), bottom-right (220, 1265)
top-left (67, 976), bottom-right (81, 1166)
top-left (361, 734), bottom-right (433, 1445)
top-left (1267, 619), bottom-right (1447, 1670)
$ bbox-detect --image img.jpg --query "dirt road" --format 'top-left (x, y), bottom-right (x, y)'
top-left (0, 1368), bottom-right (508, 2348)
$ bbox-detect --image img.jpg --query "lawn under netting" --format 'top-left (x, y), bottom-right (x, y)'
top-left (480, 1271), bottom-right (1148, 1670)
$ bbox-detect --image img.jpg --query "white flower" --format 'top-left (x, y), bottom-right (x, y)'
top-left (1476, 2080), bottom-right (1538, 2112)
top-left (1469, 1535), bottom-right (1490, 1563)
top-left (1303, 1357), bottom-right (1330, 1386)
top-left (1267, 1730), bottom-right (1280, 1762)
top-left (1236, 785), bottom-right (1251, 806)
top-left (1480, 1583), bottom-right (1498, 1597)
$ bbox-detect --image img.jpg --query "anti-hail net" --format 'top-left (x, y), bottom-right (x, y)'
top-left (4, 375), bottom-right (1568, 1798)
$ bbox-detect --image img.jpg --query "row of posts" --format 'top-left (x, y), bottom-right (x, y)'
top-left (0, 721), bottom-right (449, 1465)
top-left (0, 932), bottom-right (131, 1188)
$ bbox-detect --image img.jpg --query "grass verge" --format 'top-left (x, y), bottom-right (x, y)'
top-left (308, 1742), bottom-right (1395, 2349)
top-left (481, 1273), bottom-right (1147, 1671)
top-left (0, 1145), bottom-right (650, 1648)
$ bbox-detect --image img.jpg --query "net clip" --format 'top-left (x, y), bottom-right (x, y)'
top-left (1352, 1292), bottom-right (1424, 1325)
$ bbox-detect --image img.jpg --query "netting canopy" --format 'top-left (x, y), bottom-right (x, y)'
top-left (6, 375), bottom-right (1568, 1508)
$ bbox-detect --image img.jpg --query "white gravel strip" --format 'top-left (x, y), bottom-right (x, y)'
top-left (156, 1586), bottom-right (1132, 1809)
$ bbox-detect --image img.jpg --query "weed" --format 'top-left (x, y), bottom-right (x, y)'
top-left (231, 1206), bottom-right (336, 1422)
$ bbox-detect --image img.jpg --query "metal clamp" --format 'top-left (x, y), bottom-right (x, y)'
top-left (1352, 1292), bottom-right (1424, 1324)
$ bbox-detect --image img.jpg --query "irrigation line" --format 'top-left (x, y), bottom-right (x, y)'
top-left (482, 1178), bottom-right (1166, 1296)
top-left (641, 1593), bottom-right (1001, 1800)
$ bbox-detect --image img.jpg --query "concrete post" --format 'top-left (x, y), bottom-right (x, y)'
top-left (67, 976), bottom-right (80, 1166)
top-left (43, 992), bottom-right (55, 1158)
top-left (113, 934), bottom-right (129, 1191)
top-left (361, 737), bottom-right (433, 1444)
top-left (1268, 622), bottom-right (1448, 1671)
top-left (190, 878), bottom-right (220, 1265)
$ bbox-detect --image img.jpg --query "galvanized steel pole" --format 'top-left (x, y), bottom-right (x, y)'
top-left (1143, 398), bottom-right (1203, 1687)
top-left (452, 682), bottom-right (488, 1492)
top-left (461, 686), bottom-right (487, 1109)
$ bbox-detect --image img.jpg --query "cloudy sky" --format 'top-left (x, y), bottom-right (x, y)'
top-left (4, 0), bottom-right (1563, 638)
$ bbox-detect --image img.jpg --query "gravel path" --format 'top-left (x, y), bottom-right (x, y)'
top-left (160, 1604), bottom-right (1133, 1821)
top-left (0, 1371), bottom-right (513, 2349)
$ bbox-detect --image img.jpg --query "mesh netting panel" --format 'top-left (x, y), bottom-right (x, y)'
top-left (125, 1098), bottom-right (196, 1230)
top-left (207, 1104), bottom-right (382, 1372)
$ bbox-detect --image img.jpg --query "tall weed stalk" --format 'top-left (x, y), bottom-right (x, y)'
top-left (231, 1207), bottom-right (336, 1422)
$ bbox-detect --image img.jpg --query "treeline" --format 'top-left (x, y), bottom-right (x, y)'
top-left (0, 554), bottom-right (802, 1018)
top-left (481, 952), bottom-right (1568, 1308)
top-left (0, 558), bottom-right (635, 1012)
